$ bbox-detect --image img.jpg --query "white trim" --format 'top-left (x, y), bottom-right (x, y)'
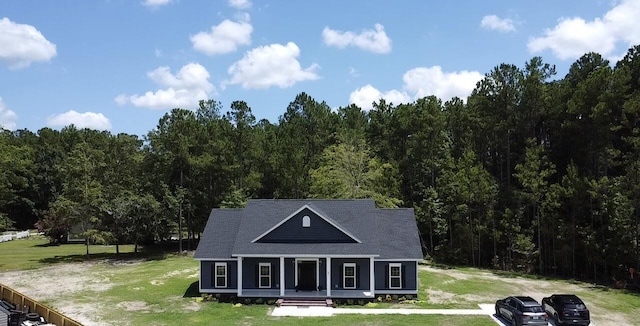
top-left (343, 263), bottom-right (356, 289)
top-left (237, 257), bottom-right (243, 296)
top-left (369, 257), bottom-right (375, 295)
top-left (294, 258), bottom-right (319, 290)
top-left (302, 215), bottom-right (310, 227)
top-left (214, 262), bottom-right (227, 288)
top-left (251, 204), bottom-right (362, 243)
top-left (234, 253), bottom-right (378, 258)
top-left (259, 262), bottom-right (271, 288)
top-left (279, 257), bottom-right (285, 296)
top-left (374, 258), bottom-right (422, 262)
top-left (389, 263), bottom-right (402, 289)
top-left (194, 258), bottom-right (238, 261)
top-left (326, 257), bottom-right (331, 296)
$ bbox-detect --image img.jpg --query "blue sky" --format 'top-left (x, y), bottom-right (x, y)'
top-left (1, 0), bottom-right (639, 136)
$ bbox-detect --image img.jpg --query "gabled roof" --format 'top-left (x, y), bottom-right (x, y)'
top-left (194, 199), bottom-right (423, 260)
top-left (251, 203), bottom-right (361, 243)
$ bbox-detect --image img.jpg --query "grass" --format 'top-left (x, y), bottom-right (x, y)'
top-left (2, 237), bottom-right (640, 325)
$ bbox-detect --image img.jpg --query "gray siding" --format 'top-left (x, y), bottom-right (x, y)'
top-left (374, 261), bottom-right (417, 290)
top-left (258, 208), bottom-right (357, 243)
top-left (330, 258), bottom-right (370, 290)
top-left (241, 258), bottom-right (280, 289)
top-left (200, 260), bottom-right (237, 290)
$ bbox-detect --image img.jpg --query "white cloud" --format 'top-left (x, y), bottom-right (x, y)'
top-left (528, 0), bottom-right (640, 60)
top-left (349, 85), bottom-right (410, 111)
top-left (0, 17), bottom-right (57, 69)
top-left (116, 63), bottom-right (215, 110)
top-left (349, 66), bottom-right (483, 110)
top-left (0, 97), bottom-right (17, 130)
top-left (191, 16), bottom-right (253, 55)
top-left (142, 0), bottom-right (172, 8)
top-left (402, 66), bottom-right (483, 102)
top-left (228, 0), bottom-right (252, 9)
top-left (47, 110), bottom-right (111, 130)
top-left (480, 15), bottom-right (516, 32)
top-left (322, 23), bottom-right (392, 54)
top-left (223, 42), bottom-right (319, 89)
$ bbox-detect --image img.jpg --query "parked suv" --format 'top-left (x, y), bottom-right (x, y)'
top-left (542, 294), bottom-right (590, 325)
top-left (495, 296), bottom-right (549, 326)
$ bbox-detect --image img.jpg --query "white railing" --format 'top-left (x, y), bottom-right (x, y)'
top-left (0, 230), bottom-right (30, 243)
top-left (15, 231), bottom-right (29, 239)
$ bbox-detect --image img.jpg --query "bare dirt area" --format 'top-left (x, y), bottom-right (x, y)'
top-left (0, 261), bottom-right (633, 325)
top-left (421, 266), bottom-right (632, 326)
top-left (0, 262), bottom-right (113, 325)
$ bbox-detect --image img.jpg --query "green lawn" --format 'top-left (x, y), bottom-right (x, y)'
top-left (0, 237), bottom-right (141, 272)
top-left (2, 237), bottom-right (639, 325)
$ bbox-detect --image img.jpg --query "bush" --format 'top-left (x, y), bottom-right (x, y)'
top-left (267, 299), bottom-right (276, 305)
top-left (255, 298), bottom-right (264, 305)
top-left (385, 294), bottom-right (392, 302)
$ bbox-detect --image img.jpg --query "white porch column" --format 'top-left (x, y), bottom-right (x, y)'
top-left (237, 257), bottom-right (243, 296)
top-left (280, 257), bottom-right (285, 296)
top-left (369, 257), bottom-right (375, 297)
top-left (326, 257), bottom-right (331, 297)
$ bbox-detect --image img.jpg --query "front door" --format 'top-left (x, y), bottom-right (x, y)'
top-left (297, 261), bottom-right (316, 291)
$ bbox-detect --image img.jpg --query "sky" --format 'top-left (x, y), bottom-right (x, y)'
top-left (1, 0), bottom-right (639, 137)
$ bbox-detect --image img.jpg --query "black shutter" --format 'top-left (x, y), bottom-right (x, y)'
top-left (255, 264), bottom-right (259, 288)
top-left (384, 264), bottom-right (389, 289)
top-left (401, 263), bottom-right (406, 289)
top-left (356, 265), bottom-right (360, 289)
top-left (338, 264), bottom-right (343, 289)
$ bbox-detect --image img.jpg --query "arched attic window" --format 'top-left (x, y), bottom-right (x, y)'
top-left (302, 215), bottom-right (311, 228)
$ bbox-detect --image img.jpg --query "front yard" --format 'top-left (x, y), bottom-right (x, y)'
top-left (1, 237), bottom-right (638, 325)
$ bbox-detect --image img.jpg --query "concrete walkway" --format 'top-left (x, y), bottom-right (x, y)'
top-left (271, 304), bottom-right (549, 326)
top-left (271, 303), bottom-right (496, 317)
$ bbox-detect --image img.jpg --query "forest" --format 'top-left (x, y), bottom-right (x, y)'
top-left (1, 45), bottom-right (640, 285)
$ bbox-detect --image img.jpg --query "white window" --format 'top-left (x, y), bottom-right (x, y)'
top-left (343, 263), bottom-right (356, 289)
top-left (259, 263), bottom-right (271, 288)
top-left (214, 262), bottom-right (227, 288)
top-left (389, 263), bottom-right (402, 289)
top-left (302, 215), bottom-right (310, 227)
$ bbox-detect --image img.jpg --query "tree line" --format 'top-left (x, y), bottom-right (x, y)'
top-left (1, 45), bottom-right (640, 284)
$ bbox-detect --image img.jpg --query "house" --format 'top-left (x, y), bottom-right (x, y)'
top-left (194, 199), bottom-right (423, 299)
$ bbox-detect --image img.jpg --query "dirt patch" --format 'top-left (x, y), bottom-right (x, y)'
top-left (421, 265), bottom-right (633, 326)
top-left (0, 262), bottom-right (112, 300)
top-left (0, 261), bottom-right (197, 325)
top-left (117, 301), bottom-right (150, 312)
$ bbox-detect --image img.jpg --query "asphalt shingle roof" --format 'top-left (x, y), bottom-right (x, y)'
top-left (194, 199), bottom-right (423, 260)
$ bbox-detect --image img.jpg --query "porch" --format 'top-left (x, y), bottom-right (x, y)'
top-left (239, 288), bottom-right (374, 299)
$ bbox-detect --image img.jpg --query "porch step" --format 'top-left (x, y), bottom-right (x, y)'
top-left (276, 298), bottom-right (333, 307)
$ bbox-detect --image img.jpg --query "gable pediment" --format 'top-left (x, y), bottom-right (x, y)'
top-left (252, 204), bottom-right (360, 244)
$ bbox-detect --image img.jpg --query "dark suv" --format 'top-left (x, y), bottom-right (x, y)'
top-left (542, 294), bottom-right (590, 325)
top-left (495, 296), bottom-right (549, 326)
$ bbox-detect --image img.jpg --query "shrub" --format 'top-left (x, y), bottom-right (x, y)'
top-left (255, 298), bottom-right (264, 304)
top-left (399, 296), bottom-right (406, 301)
top-left (391, 295), bottom-right (399, 301)
top-left (405, 294), bottom-right (413, 300)
top-left (385, 294), bottom-right (392, 302)
top-left (346, 299), bottom-right (354, 305)
top-left (377, 296), bottom-right (383, 302)
top-left (365, 302), bottom-right (378, 307)
top-left (267, 299), bottom-right (276, 305)
top-left (233, 303), bottom-right (242, 308)
top-left (357, 300), bottom-right (365, 306)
